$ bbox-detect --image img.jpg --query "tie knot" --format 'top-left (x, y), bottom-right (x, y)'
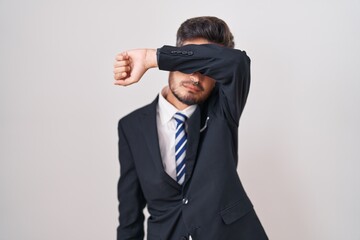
top-left (174, 112), bottom-right (187, 124)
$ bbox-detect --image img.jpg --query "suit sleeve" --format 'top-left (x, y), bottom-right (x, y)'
top-left (117, 120), bottom-right (146, 240)
top-left (157, 44), bottom-right (251, 125)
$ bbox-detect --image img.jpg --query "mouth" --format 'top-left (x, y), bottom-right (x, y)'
top-left (182, 81), bottom-right (203, 92)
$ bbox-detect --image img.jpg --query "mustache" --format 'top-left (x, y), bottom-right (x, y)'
top-left (181, 80), bottom-right (204, 91)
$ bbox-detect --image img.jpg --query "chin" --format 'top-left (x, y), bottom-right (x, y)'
top-left (180, 95), bottom-right (207, 105)
top-left (173, 93), bottom-right (196, 105)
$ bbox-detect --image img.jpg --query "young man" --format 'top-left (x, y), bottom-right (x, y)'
top-left (113, 16), bottom-right (268, 240)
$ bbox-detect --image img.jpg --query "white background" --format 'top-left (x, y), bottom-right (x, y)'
top-left (1, 0), bottom-right (359, 239)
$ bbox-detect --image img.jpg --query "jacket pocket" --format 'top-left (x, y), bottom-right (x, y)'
top-left (220, 199), bottom-right (253, 225)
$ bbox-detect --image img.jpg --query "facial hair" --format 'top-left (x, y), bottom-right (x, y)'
top-left (170, 80), bottom-right (206, 105)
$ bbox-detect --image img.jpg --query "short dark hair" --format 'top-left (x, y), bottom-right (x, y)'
top-left (176, 16), bottom-right (235, 48)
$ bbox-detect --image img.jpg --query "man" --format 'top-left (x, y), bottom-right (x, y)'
top-left (113, 16), bottom-right (268, 240)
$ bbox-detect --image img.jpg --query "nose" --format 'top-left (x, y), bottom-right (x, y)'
top-left (190, 72), bottom-right (201, 77)
top-left (190, 72), bottom-right (201, 81)
top-left (189, 73), bottom-right (200, 85)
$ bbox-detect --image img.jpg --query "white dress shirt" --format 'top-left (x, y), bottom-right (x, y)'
top-left (156, 87), bottom-right (197, 181)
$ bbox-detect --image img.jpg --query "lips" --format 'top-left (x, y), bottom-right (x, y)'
top-left (182, 82), bottom-right (202, 92)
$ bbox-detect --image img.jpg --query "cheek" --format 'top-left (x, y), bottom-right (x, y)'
top-left (202, 89), bottom-right (213, 98)
top-left (169, 76), bottom-right (180, 89)
top-left (169, 72), bottom-right (188, 87)
top-left (203, 78), bottom-right (216, 91)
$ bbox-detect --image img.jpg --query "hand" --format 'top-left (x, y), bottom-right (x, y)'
top-left (113, 49), bottom-right (157, 86)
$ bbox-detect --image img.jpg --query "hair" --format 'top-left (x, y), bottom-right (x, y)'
top-left (176, 16), bottom-right (235, 48)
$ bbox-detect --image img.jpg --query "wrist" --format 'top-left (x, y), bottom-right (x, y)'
top-left (145, 49), bottom-right (158, 69)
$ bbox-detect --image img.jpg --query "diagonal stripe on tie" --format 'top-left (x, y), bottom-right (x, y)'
top-left (176, 125), bottom-right (185, 138)
top-left (175, 135), bottom-right (187, 152)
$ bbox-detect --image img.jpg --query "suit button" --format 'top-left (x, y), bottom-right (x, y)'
top-left (182, 198), bottom-right (189, 205)
top-left (187, 51), bottom-right (193, 56)
top-left (182, 51), bottom-right (187, 54)
top-left (171, 50), bottom-right (176, 54)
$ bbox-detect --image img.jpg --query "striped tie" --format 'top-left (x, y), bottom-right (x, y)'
top-left (174, 112), bottom-right (187, 185)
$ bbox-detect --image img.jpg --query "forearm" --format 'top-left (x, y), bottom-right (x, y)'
top-left (157, 44), bottom-right (248, 80)
top-left (157, 44), bottom-right (251, 123)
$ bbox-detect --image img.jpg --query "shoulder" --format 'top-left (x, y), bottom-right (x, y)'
top-left (118, 97), bottom-right (158, 130)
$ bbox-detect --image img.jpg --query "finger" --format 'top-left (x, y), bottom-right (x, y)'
top-left (114, 80), bottom-right (125, 86)
top-left (113, 66), bottom-right (131, 74)
top-left (114, 78), bottom-right (133, 86)
top-left (115, 54), bottom-right (124, 61)
top-left (122, 52), bottom-right (129, 58)
top-left (114, 72), bottom-right (128, 80)
top-left (113, 60), bottom-right (130, 68)
top-left (115, 52), bottom-right (129, 61)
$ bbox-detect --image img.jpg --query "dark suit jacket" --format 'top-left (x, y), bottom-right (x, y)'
top-left (117, 44), bottom-right (268, 240)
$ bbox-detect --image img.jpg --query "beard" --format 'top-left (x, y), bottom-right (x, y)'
top-left (168, 72), bottom-right (215, 106)
top-left (169, 80), bottom-right (206, 105)
top-left (172, 89), bottom-right (199, 105)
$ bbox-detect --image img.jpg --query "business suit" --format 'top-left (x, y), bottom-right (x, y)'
top-left (117, 44), bottom-right (268, 240)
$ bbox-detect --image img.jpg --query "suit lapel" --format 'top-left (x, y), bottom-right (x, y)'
top-left (140, 97), bottom-right (181, 191)
top-left (184, 106), bottom-right (201, 185)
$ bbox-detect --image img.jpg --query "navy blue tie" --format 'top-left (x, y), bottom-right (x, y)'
top-left (174, 112), bottom-right (187, 184)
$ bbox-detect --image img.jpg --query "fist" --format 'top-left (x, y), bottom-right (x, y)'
top-left (113, 52), bottom-right (131, 82)
top-left (113, 49), bottom-right (157, 86)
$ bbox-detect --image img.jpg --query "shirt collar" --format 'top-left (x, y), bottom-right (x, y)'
top-left (158, 87), bottom-right (197, 125)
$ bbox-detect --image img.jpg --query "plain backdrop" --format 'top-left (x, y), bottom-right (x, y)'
top-left (1, 0), bottom-right (359, 239)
